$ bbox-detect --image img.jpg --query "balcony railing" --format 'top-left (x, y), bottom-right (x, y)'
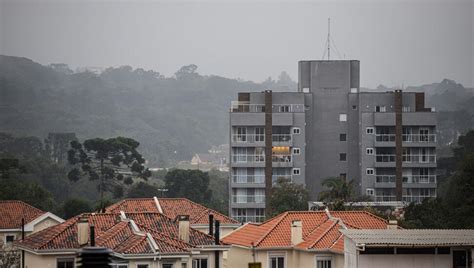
top-left (231, 134), bottom-right (291, 143)
top-left (271, 155), bottom-right (292, 163)
top-left (272, 175), bottom-right (292, 181)
top-left (230, 103), bottom-right (265, 113)
top-left (374, 195), bottom-right (435, 202)
top-left (375, 175), bottom-right (437, 184)
top-left (232, 215), bottom-right (265, 223)
top-left (375, 154), bottom-right (436, 163)
top-left (231, 175), bottom-right (265, 184)
top-left (375, 134), bottom-right (436, 143)
top-left (231, 154), bottom-right (265, 163)
top-left (232, 195), bottom-right (265, 203)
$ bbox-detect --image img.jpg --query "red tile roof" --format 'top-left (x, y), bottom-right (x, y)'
top-left (222, 211), bottom-right (388, 253)
top-left (17, 212), bottom-right (219, 255)
top-left (0, 200), bottom-right (45, 229)
top-left (105, 198), bottom-right (239, 225)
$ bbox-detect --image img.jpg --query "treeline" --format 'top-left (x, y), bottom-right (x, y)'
top-left (0, 133), bottom-right (229, 218)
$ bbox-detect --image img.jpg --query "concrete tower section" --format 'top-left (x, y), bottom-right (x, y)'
top-left (298, 60), bottom-right (360, 200)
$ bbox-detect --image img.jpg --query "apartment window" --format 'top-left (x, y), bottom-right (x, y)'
top-left (316, 256), bottom-right (333, 268)
top-left (57, 258), bottom-right (74, 268)
top-left (161, 264), bottom-right (172, 268)
top-left (352, 105), bottom-right (357, 110)
top-left (366, 127), bottom-right (374, 134)
top-left (181, 263), bottom-right (188, 268)
top-left (340, 173), bottom-right (346, 180)
top-left (339, 133), bottom-right (346, 141)
top-left (375, 106), bottom-right (386, 112)
top-left (292, 148), bottom-right (301, 155)
top-left (366, 188), bottom-right (375, 196)
top-left (192, 258), bottom-right (208, 268)
top-left (279, 105), bottom-right (291, 113)
top-left (339, 113), bottom-right (347, 122)
top-left (339, 153), bottom-right (346, 161)
top-left (256, 208), bottom-right (265, 222)
top-left (255, 127), bottom-right (265, 142)
top-left (402, 106), bottom-right (411, 112)
top-left (292, 168), bottom-right (301, 175)
top-left (366, 168), bottom-right (375, 175)
top-left (5, 235), bottom-right (15, 243)
top-left (137, 265), bottom-right (149, 268)
top-left (269, 254), bottom-right (285, 268)
top-left (366, 148), bottom-right (374, 155)
top-left (292, 128), bottom-right (301, 134)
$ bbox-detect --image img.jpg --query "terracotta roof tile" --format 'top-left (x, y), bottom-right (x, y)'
top-left (0, 200), bottom-right (45, 229)
top-left (222, 211), bottom-right (388, 253)
top-left (104, 198), bottom-right (238, 225)
top-left (17, 212), bottom-right (220, 255)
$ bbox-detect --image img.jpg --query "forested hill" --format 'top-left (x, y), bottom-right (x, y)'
top-left (0, 55), bottom-right (296, 166)
top-left (1, 55), bottom-right (473, 165)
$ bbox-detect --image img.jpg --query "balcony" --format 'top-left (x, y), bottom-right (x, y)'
top-left (231, 134), bottom-right (292, 146)
top-left (375, 134), bottom-right (436, 146)
top-left (230, 101), bottom-right (304, 113)
top-left (231, 154), bottom-right (265, 164)
top-left (375, 175), bottom-right (437, 184)
top-left (375, 154), bottom-right (436, 163)
top-left (232, 175), bottom-right (265, 184)
top-left (232, 195), bottom-right (265, 204)
top-left (232, 215), bottom-right (265, 223)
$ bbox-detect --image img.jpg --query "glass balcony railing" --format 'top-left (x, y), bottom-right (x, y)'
top-left (232, 215), bottom-right (265, 223)
top-left (232, 195), bottom-right (265, 203)
top-left (231, 134), bottom-right (291, 143)
top-left (231, 175), bottom-right (265, 184)
top-left (375, 175), bottom-right (437, 184)
top-left (374, 195), bottom-right (435, 202)
top-left (375, 134), bottom-right (436, 143)
top-left (375, 154), bottom-right (436, 163)
top-left (231, 154), bottom-right (265, 163)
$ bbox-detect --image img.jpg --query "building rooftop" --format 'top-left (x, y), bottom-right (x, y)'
top-left (17, 212), bottom-right (221, 256)
top-left (341, 229), bottom-right (474, 247)
top-left (222, 211), bottom-right (389, 253)
top-left (104, 197), bottom-right (239, 225)
top-left (0, 200), bottom-right (46, 229)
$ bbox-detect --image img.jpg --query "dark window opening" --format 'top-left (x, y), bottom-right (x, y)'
top-left (339, 134), bottom-right (346, 141)
top-left (360, 247), bottom-right (395, 255)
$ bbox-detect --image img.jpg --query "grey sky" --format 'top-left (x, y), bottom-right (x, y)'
top-left (1, 0), bottom-right (473, 88)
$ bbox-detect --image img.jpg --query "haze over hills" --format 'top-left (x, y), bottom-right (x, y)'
top-left (1, 55), bottom-right (472, 165)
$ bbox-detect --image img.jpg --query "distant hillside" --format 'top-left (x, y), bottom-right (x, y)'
top-left (0, 55), bottom-right (296, 166)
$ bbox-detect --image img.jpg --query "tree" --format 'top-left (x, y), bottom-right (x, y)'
top-left (127, 182), bottom-right (160, 198)
top-left (62, 198), bottom-right (92, 218)
top-left (318, 177), bottom-right (359, 210)
top-left (164, 169), bottom-right (212, 204)
top-left (0, 179), bottom-right (55, 211)
top-left (67, 137), bottom-right (151, 209)
top-left (175, 64), bottom-right (199, 80)
top-left (269, 178), bottom-right (308, 216)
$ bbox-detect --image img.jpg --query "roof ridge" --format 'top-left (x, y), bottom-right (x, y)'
top-left (135, 222), bottom-right (193, 248)
top-left (255, 212), bottom-right (289, 247)
top-left (307, 219), bottom-right (338, 249)
top-left (329, 233), bottom-right (344, 250)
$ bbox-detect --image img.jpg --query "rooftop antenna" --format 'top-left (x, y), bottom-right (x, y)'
top-left (327, 18), bottom-right (331, 60)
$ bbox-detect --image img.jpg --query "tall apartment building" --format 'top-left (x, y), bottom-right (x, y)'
top-left (229, 60), bottom-right (437, 222)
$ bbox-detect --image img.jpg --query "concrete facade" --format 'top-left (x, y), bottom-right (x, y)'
top-left (229, 60), bottom-right (437, 220)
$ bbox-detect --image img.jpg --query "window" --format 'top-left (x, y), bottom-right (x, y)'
top-left (292, 168), bottom-right (300, 175)
top-left (269, 254), bottom-right (285, 268)
top-left (375, 106), bottom-right (386, 112)
top-left (339, 133), bottom-right (346, 141)
top-left (366, 188), bottom-right (375, 196)
top-left (303, 87), bottom-right (310, 93)
top-left (292, 148), bottom-right (300, 155)
top-left (339, 113), bottom-right (347, 122)
top-left (161, 264), bottom-right (172, 268)
top-left (366, 148), bottom-right (374, 155)
top-left (5, 235), bottom-right (15, 243)
top-left (352, 105), bottom-right (357, 110)
top-left (402, 106), bottom-right (411, 112)
top-left (339, 153), bottom-right (346, 161)
top-left (316, 256), bottom-right (332, 268)
top-left (366, 127), bottom-right (374, 134)
top-left (181, 263), bottom-right (188, 268)
top-left (57, 258), bottom-right (74, 268)
top-left (279, 105), bottom-right (291, 113)
top-left (192, 259), bottom-right (208, 268)
top-left (138, 265), bottom-right (149, 268)
top-left (340, 173), bottom-right (346, 180)
top-left (366, 168), bottom-right (375, 175)
top-left (255, 127), bottom-right (265, 142)
top-left (292, 128), bottom-right (301, 134)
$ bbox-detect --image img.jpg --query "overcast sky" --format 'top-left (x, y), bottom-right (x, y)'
top-left (1, 0), bottom-right (473, 88)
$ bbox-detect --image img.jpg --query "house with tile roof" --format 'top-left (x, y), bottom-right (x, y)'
top-left (221, 210), bottom-right (390, 268)
top-left (342, 229), bottom-right (474, 268)
top-left (104, 197), bottom-right (241, 236)
top-left (16, 211), bottom-right (229, 268)
top-left (0, 200), bottom-right (64, 248)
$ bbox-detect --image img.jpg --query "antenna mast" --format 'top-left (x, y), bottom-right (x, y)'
top-left (327, 18), bottom-right (330, 60)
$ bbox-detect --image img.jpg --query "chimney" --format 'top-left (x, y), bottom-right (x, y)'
top-left (208, 214), bottom-right (214, 236)
top-left (77, 216), bottom-right (89, 246)
top-left (178, 215), bottom-right (190, 243)
top-left (291, 220), bottom-right (303, 245)
top-left (387, 220), bottom-right (398, 229)
top-left (214, 220), bottom-right (220, 245)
